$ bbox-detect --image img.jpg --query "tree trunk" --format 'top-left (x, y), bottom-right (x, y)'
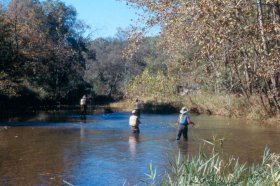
top-left (272, 2), bottom-right (280, 113)
top-left (273, 2), bottom-right (280, 24)
top-left (257, 0), bottom-right (268, 55)
top-left (257, 0), bottom-right (280, 113)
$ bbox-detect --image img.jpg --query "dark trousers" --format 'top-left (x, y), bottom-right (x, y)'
top-left (131, 126), bottom-right (140, 134)
top-left (176, 124), bottom-right (188, 140)
top-left (80, 105), bottom-right (87, 117)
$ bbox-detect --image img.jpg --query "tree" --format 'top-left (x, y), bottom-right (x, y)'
top-left (123, 0), bottom-right (280, 114)
top-left (0, 0), bottom-right (91, 106)
top-left (85, 37), bottom-right (130, 100)
top-left (39, 0), bottom-right (89, 101)
top-left (84, 33), bottom-right (159, 100)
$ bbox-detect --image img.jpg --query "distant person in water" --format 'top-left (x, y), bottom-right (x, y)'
top-left (80, 95), bottom-right (87, 117)
top-left (135, 98), bottom-right (141, 117)
top-left (176, 107), bottom-right (194, 141)
top-left (129, 110), bottom-right (141, 133)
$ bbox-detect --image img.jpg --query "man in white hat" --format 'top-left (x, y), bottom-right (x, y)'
top-left (129, 110), bottom-right (141, 133)
top-left (176, 107), bottom-right (194, 140)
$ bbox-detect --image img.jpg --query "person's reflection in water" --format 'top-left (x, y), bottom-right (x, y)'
top-left (80, 114), bottom-right (87, 120)
top-left (80, 117), bottom-right (87, 124)
top-left (80, 127), bottom-right (85, 141)
top-left (128, 133), bottom-right (140, 157)
top-left (176, 140), bottom-right (189, 155)
top-left (79, 119), bottom-right (87, 141)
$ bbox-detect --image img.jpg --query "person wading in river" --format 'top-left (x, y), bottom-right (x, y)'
top-left (135, 98), bottom-right (141, 117)
top-left (80, 95), bottom-right (87, 118)
top-left (176, 107), bottom-right (194, 141)
top-left (129, 110), bottom-right (141, 133)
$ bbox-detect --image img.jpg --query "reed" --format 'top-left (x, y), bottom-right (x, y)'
top-left (143, 141), bottom-right (280, 186)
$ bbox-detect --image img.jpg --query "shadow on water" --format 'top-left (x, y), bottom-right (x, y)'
top-left (0, 111), bottom-right (280, 185)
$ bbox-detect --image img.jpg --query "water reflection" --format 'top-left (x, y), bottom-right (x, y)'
top-left (0, 112), bottom-right (280, 185)
top-left (128, 133), bottom-right (140, 157)
top-left (80, 127), bottom-right (85, 141)
top-left (176, 140), bottom-right (189, 154)
top-left (0, 127), bottom-right (77, 186)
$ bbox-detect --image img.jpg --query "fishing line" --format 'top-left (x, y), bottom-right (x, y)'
top-left (189, 124), bottom-right (200, 141)
top-left (168, 121), bottom-right (200, 141)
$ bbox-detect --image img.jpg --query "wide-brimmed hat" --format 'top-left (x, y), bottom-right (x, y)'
top-left (180, 107), bottom-right (188, 114)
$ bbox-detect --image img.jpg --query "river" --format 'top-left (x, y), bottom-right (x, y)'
top-left (0, 111), bottom-right (280, 185)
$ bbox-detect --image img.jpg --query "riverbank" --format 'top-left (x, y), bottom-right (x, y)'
top-left (1, 94), bottom-right (279, 126)
top-left (109, 94), bottom-right (280, 126)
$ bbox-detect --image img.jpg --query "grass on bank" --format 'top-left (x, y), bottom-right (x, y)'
top-left (121, 67), bottom-right (278, 122)
top-left (142, 141), bottom-right (280, 186)
top-left (110, 92), bottom-right (270, 119)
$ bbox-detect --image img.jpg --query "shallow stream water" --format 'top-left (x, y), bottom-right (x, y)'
top-left (0, 111), bottom-right (280, 185)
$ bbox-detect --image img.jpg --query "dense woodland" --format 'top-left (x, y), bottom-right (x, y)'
top-left (122, 0), bottom-right (280, 119)
top-left (1, 0), bottom-right (280, 120)
top-left (0, 0), bottom-right (91, 107)
top-left (0, 0), bottom-right (148, 108)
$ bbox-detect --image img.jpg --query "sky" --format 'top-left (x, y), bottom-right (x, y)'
top-left (62, 0), bottom-right (148, 39)
top-left (1, 0), bottom-right (159, 38)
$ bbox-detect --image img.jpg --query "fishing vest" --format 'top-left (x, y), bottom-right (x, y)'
top-left (129, 115), bottom-right (139, 127)
top-left (80, 98), bottom-right (86, 105)
top-left (178, 114), bottom-right (189, 125)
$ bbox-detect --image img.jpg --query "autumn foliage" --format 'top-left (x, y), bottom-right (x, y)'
top-left (123, 0), bottom-right (280, 116)
top-left (0, 0), bottom-right (91, 106)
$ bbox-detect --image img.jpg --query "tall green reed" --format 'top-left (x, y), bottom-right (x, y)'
top-left (144, 140), bottom-right (280, 186)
